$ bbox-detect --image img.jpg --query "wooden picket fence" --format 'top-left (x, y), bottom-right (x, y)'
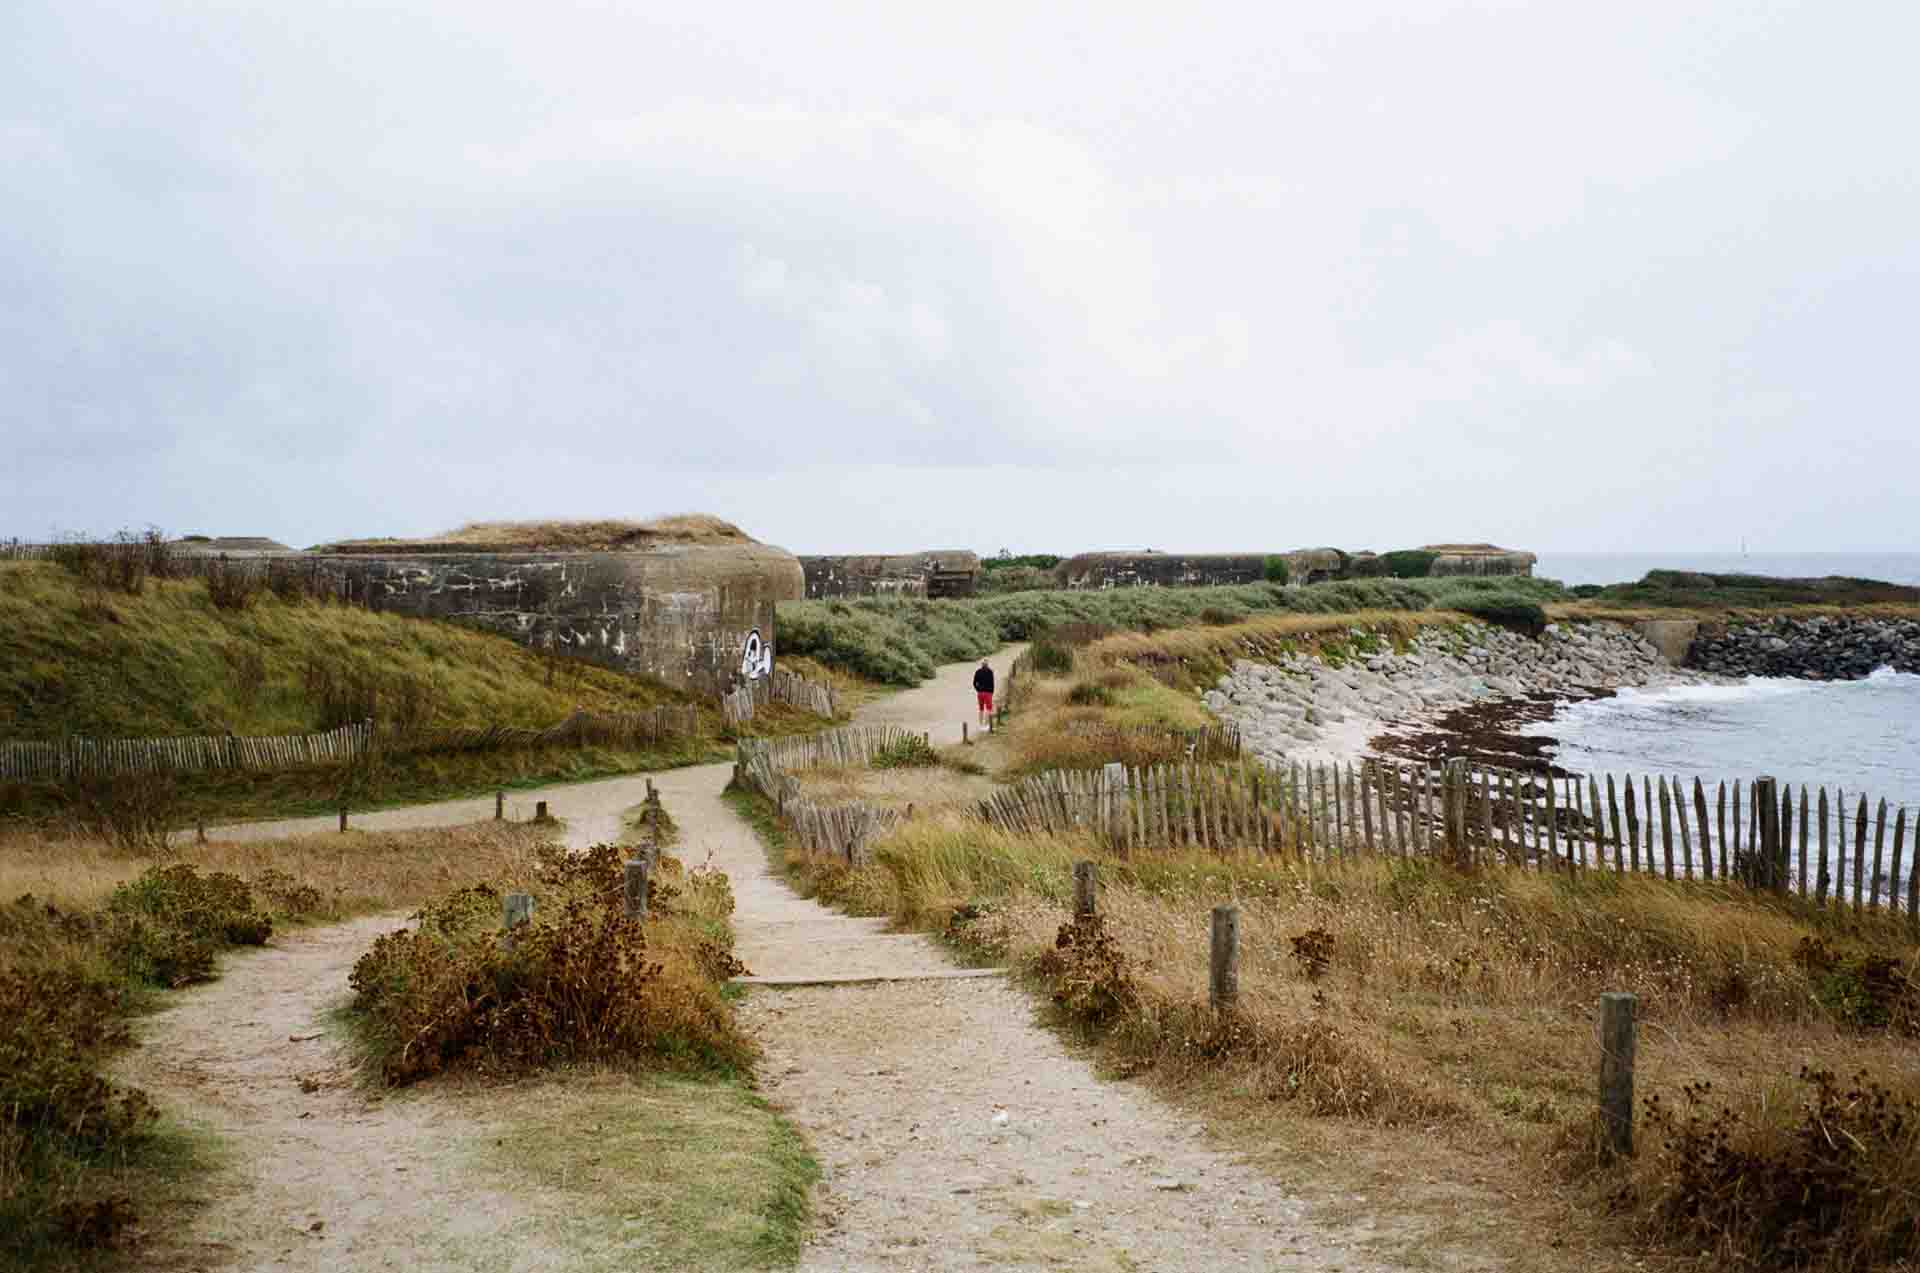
top-left (2, 703), bottom-right (712, 782)
top-left (997, 647), bottom-right (1034, 723)
top-left (0, 721), bottom-right (373, 781)
top-left (721, 670), bottom-right (839, 727)
top-left (974, 757), bottom-right (1920, 922)
top-left (735, 724), bottom-right (922, 863)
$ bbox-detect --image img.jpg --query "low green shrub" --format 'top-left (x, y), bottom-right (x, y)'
top-left (0, 860), bottom-right (331, 1262)
top-left (110, 864), bottom-right (272, 947)
top-left (0, 968), bottom-right (156, 1258)
top-left (1029, 637), bottom-right (1075, 675)
top-left (776, 576), bottom-right (1567, 684)
top-left (1381, 549), bottom-right (1438, 579)
top-left (1263, 555), bottom-right (1290, 584)
top-left (1445, 593), bottom-right (1548, 635)
top-left (1064, 681), bottom-right (1115, 707)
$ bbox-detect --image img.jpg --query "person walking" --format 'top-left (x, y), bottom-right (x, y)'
top-left (973, 658), bottom-right (995, 728)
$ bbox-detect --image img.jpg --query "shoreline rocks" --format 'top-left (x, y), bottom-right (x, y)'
top-left (1686, 616), bottom-right (1920, 680)
top-left (1207, 621), bottom-right (1712, 766)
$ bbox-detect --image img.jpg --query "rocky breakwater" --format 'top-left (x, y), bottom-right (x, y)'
top-left (1205, 621), bottom-right (1708, 767)
top-left (1687, 616), bottom-right (1920, 680)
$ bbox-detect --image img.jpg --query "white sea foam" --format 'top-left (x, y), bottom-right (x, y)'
top-left (1533, 668), bottom-right (1920, 806)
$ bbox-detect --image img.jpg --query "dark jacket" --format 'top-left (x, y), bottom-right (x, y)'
top-left (973, 665), bottom-right (994, 693)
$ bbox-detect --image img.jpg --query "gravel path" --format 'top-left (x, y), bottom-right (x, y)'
top-left (130, 645), bottom-right (1472, 1270)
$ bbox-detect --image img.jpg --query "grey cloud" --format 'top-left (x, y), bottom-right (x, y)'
top-left (3, 1), bottom-right (1917, 551)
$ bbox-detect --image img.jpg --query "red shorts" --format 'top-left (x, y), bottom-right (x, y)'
top-left (977, 691), bottom-right (994, 711)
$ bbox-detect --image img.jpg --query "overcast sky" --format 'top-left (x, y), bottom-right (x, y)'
top-left (4, 2), bottom-right (1916, 556)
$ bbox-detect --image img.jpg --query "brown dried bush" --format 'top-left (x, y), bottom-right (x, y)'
top-left (1036, 913), bottom-right (1139, 1026)
top-left (1635, 1068), bottom-right (1920, 1268)
top-left (62, 770), bottom-right (181, 855)
top-left (347, 842), bottom-right (754, 1086)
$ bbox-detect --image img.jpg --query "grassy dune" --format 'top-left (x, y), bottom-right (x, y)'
top-left (0, 560), bottom-right (695, 741)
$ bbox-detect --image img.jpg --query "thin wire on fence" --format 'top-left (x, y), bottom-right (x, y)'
top-left (974, 756), bottom-right (1920, 923)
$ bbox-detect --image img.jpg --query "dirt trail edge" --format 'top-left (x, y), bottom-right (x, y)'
top-left (122, 648), bottom-right (1462, 1270)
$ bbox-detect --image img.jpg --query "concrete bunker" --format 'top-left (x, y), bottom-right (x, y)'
top-left (278, 516), bottom-right (805, 696)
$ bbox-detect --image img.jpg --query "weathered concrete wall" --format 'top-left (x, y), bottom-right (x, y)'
top-left (801, 551), bottom-right (981, 600)
top-left (1425, 546), bottom-right (1538, 577)
top-left (248, 546), bottom-right (803, 696)
top-left (1056, 553), bottom-right (1267, 590)
top-left (1633, 619), bottom-right (1702, 665)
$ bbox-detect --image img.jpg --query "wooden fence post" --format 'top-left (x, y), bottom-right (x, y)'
top-left (338, 805), bottom-right (348, 833)
top-left (1210, 905), bottom-right (1240, 1010)
top-left (624, 857), bottom-right (651, 919)
top-left (1599, 992), bottom-right (1637, 1158)
top-left (1754, 776), bottom-right (1780, 891)
top-left (495, 790), bottom-right (504, 820)
top-left (1073, 861), bottom-right (1097, 918)
top-left (196, 819), bottom-right (207, 844)
top-left (535, 800), bottom-right (550, 823)
top-left (502, 892), bottom-right (534, 934)
top-left (1441, 762), bottom-right (1463, 867)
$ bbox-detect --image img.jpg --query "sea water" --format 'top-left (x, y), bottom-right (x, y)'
top-left (1526, 668), bottom-right (1920, 894)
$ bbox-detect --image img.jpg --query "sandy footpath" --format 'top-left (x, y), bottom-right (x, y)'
top-left (125, 644), bottom-right (1503, 1270)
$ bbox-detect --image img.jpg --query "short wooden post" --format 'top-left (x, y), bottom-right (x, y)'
top-left (962, 721), bottom-right (970, 745)
top-left (1073, 861), bottom-right (1097, 917)
top-left (338, 805), bottom-right (348, 833)
top-left (624, 857), bottom-right (651, 919)
top-left (503, 892), bottom-right (534, 933)
top-left (196, 818), bottom-right (207, 844)
top-left (495, 790), bottom-right (504, 820)
top-left (535, 800), bottom-right (549, 823)
top-left (1598, 992), bottom-right (1637, 1157)
top-left (1755, 776), bottom-right (1780, 891)
top-left (1441, 762), bottom-right (1463, 867)
top-left (1209, 905), bottom-right (1240, 1010)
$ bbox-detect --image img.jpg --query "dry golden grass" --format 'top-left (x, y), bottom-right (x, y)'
top-left (318, 513), bottom-right (753, 552)
top-left (1000, 647), bottom-right (1222, 774)
top-left (771, 810), bottom-right (1920, 1269)
top-left (788, 762), bottom-right (996, 812)
top-left (0, 821), bottom-right (552, 936)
